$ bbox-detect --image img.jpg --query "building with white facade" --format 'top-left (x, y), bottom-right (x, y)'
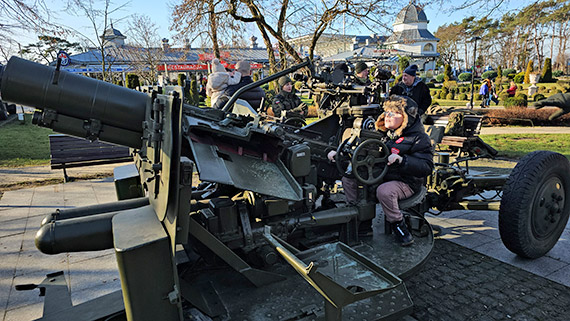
top-left (385, 3), bottom-right (439, 71)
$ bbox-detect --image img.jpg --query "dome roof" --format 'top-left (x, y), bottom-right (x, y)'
top-left (103, 25), bottom-right (126, 39)
top-left (394, 4), bottom-right (428, 24)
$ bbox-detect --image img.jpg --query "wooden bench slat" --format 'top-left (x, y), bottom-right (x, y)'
top-left (48, 134), bottom-right (133, 174)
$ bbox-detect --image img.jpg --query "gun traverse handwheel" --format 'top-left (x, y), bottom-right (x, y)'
top-left (334, 138), bottom-right (352, 175)
top-left (352, 138), bottom-right (389, 185)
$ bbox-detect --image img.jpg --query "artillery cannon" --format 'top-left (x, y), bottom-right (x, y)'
top-left (0, 56), bottom-right (569, 321)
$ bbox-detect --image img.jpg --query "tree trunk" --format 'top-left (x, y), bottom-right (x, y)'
top-left (208, 0), bottom-right (220, 59)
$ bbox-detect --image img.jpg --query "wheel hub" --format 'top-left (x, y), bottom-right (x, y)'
top-left (533, 178), bottom-right (565, 239)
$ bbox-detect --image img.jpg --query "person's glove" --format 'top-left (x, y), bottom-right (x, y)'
top-left (387, 153), bottom-right (403, 165)
top-left (292, 102), bottom-right (308, 115)
top-left (533, 93), bottom-right (570, 120)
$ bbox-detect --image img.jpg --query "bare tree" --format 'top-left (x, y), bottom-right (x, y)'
top-left (170, 0), bottom-right (246, 59)
top-left (228, 0), bottom-right (398, 71)
top-left (435, 23), bottom-right (462, 67)
top-left (126, 14), bottom-right (164, 85)
top-left (67, 0), bottom-right (129, 81)
top-left (0, 0), bottom-right (66, 63)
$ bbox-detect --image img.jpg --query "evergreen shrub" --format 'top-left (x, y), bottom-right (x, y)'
top-left (458, 72), bottom-right (472, 81)
top-left (532, 93), bottom-right (546, 101)
top-left (503, 68), bottom-right (516, 76)
top-left (504, 97), bottom-right (528, 108)
top-left (481, 70), bottom-right (498, 79)
top-left (541, 58), bottom-right (553, 82)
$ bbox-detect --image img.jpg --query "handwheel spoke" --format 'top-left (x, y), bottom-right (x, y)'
top-left (367, 166), bottom-right (374, 179)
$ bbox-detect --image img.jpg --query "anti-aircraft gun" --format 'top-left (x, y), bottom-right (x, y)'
top-left (1, 56), bottom-right (569, 321)
top-left (0, 57), bottom-right (435, 321)
top-left (302, 61), bottom-right (393, 118)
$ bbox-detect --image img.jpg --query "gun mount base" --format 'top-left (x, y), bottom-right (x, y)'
top-left (179, 215), bottom-right (433, 320)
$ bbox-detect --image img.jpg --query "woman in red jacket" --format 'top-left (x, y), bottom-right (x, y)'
top-left (506, 80), bottom-right (517, 97)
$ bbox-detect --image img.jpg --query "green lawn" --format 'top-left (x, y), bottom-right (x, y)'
top-left (0, 114), bottom-right (54, 167)
top-left (480, 133), bottom-right (570, 159)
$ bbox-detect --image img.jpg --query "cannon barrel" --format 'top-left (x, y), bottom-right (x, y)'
top-left (0, 57), bottom-right (149, 148)
top-left (35, 212), bottom-right (117, 254)
top-left (41, 197), bottom-right (150, 226)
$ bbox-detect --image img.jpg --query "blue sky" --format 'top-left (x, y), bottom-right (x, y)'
top-left (15, 0), bottom-right (535, 48)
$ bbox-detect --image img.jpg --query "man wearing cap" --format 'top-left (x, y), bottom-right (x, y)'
top-left (271, 76), bottom-right (307, 119)
top-left (351, 61), bottom-right (371, 106)
top-left (223, 60), bottom-right (266, 110)
top-left (389, 64), bottom-right (431, 116)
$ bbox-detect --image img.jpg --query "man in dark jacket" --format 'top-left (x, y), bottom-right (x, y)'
top-left (328, 95), bottom-right (434, 246)
top-left (224, 60), bottom-right (266, 110)
top-left (351, 61), bottom-right (370, 106)
top-left (389, 64), bottom-right (431, 115)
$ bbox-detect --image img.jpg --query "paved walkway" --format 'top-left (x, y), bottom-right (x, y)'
top-left (0, 174), bottom-right (569, 320)
top-left (0, 178), bottom-right (121, 321)
top-left (0, 164), bottom-right (117, 186)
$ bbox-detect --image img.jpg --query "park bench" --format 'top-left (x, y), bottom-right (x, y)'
top-left (49, 134), bottom-right (133, 182)
top-left (425, 113), bottom-right (498, 159)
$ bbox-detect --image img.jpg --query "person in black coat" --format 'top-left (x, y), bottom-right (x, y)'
top-left (389, 64), bottom-right (431, 116)
top-left (328, 95), bottom-right (434, 246)
top-left (271, 76), bottom-right (307, 118)
top-left (224, 60), bottom-right (266, 111)
top-left (351, 61), bottom-right (371, 106)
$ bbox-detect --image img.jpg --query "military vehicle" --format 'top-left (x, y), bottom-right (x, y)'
top-left (0, 56), bottom-right (568, 321)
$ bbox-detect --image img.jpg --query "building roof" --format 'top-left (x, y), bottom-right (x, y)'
top-left (102, 26), bottom-right (126, 39)
top-left (50, 46), bottom-right (271, 67)
top-left (394, 3), bottom-right (428, 24)
top-left (385, 29), bottom-right (438, 44)
top-left (322, 46), bottom-right (406, 62)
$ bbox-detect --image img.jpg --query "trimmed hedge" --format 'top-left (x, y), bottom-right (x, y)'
top-left (458, 72), bottom-right (472, 81)
top-left (503, 68), bottom-right (516, 76)
top-left (503, 97), bottom-right (528, 108)
top-left (514, 72), bottom-right (525, 84)
top-left (457, 93), bottom-right (467, 100)
top-left (484, 108), bottom-right (570, 126)
top-left (481, 70), bottom-right (498, 79)
top-left (532, 93), bottom-right (546, 101)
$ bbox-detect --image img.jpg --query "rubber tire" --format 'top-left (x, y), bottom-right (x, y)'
top-left (0, 104), bottom-right (7, 121)
top-left (499, 151), bottom-right (570, 258)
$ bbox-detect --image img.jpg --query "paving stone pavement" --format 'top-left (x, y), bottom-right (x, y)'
top-left (0, 175), bottom-right (569, 320)
top-left (407, 240), bottom-right (570, 321)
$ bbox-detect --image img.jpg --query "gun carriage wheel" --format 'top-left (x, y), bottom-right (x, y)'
top-left (499, 151), bottom-right (570, 258)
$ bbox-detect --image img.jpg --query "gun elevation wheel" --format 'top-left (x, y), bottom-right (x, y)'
top-left (352, 139), bottom-right (389, 185)
top-left (499, 151), bottom-right (570, 258)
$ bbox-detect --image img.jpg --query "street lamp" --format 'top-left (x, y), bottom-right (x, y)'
top-left (469, 36), bottom-right (481, 109)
